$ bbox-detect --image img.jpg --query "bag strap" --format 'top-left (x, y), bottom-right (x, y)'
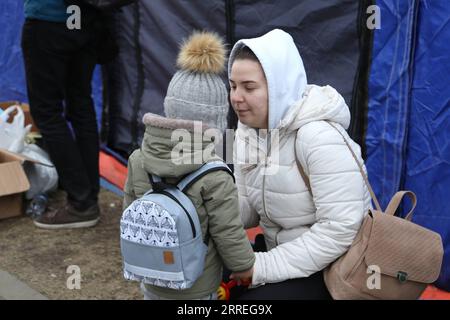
top-left (147, 161), bottom-right (234, 193)
top-left (178, 161), bottom-right (233, 246)
top-left (325, 122), bottom-right (382, 212)
top-left (293, 122), bottom-right (382, 212)
top-left (147, 162), bottom-right (232, 247)
top-left (176, 161), bottom-right (234, 192)
top-left (384, 191), bottom-right (417, 221)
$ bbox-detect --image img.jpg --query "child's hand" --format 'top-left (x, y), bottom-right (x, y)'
top-left (230, 267), bottom-right (253, 286)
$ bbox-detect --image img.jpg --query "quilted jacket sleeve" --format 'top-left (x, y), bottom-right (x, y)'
top-left (123, 153), bottom-right (137, 210)
top-left (252, 122), bottom-right (367, 285)
top-left (123, 149), bottom-right (150, 210)
top-left (202, 170), bottom-right (256, 272)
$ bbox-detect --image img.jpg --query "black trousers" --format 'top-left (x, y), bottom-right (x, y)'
top-left (21, 19), bottom-right (99, 210)
top-left (236, 270), bottom-right (332, 300)
top-left (229, 234), bottom-right (333, 300)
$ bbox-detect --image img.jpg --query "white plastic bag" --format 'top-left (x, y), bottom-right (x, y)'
top-left (0, 104), bottom-right (58, 199)
top-left (0, 105), bottom-right (32, 153)
top-left (21, 144), bottom-right (59, 200)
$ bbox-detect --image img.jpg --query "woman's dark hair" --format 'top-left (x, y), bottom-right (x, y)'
top-left (233, 45), bottom-right (259, 63)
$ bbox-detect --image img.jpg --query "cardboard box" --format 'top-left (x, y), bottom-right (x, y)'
top-left (0, 101), bottom-right (39, 133)
top-left (0, 148), bottom-right (47, 219)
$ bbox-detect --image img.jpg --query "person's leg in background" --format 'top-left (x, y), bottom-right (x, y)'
top-left (64, 42), bottom-right (99, 211)
top-left (21, 19), bottom-right (99, 228)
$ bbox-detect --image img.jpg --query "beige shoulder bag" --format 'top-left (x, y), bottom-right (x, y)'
top-left (294, 122), bottom-right (443, 299)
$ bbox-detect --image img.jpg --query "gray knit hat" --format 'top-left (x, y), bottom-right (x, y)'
top-left (164, 31), bottom-right (229, 132)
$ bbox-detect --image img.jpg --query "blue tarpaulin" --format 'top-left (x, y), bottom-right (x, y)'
top-left (366, 0), bottom-right (450, 290)
top-left (404, 0), bottom-right (450, 290)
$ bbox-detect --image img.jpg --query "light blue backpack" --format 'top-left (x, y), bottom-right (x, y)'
top-left (120, 161), bottom-right (233, 290)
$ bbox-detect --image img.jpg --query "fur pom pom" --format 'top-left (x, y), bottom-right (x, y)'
top-left (177, 31), bottom-right (226, 74)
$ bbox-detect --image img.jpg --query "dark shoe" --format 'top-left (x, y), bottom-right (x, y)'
top-left (33, 203), bottom-right (100, 229)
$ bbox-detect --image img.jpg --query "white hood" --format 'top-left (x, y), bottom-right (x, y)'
top-left (282, 84), bottom-right (351, 132)
top-left (228, 29), bottom-right (307, 130)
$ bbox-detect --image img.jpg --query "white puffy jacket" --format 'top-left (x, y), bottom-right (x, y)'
top-left (230, 30), bottom-right (372, 286)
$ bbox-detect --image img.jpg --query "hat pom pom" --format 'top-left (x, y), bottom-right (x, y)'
top-left (177, 31), bottom-right (226, 74)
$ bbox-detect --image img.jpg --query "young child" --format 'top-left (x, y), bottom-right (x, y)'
top-left (123, 31), bottom-right (255, 300)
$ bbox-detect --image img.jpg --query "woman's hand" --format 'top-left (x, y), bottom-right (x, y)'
top-left (230, 267), bottom-right (254, 285)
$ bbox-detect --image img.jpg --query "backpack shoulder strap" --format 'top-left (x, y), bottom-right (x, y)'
top-left (177, 161), bottom-right (234, 192)
top-left (176, 161), bottom-right (233, 246)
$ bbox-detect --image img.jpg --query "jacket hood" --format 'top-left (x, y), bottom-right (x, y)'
top-left (140, 113), bottom-right (222, 178)
top-left (228, 29), bottom-right (307, 130)
top-left (282, 84), bottom-right (351, 132)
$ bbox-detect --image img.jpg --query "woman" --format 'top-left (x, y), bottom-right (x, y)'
top-left (228, 29), bottom-right (372, 299)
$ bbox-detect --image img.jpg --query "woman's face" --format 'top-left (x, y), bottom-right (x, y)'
top-left (230, 59), bottom-right (269, 129)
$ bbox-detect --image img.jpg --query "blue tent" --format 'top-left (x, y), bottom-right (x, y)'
top-left (366, 0), bottom-right (450, 289)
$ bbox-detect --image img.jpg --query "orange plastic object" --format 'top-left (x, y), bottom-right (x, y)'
top-left (99, 151), bottom-right (128, 190)
top-left (420, 285), bottom-right (450, 300)
top-left (246, 227), bottom-right (262, 242)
